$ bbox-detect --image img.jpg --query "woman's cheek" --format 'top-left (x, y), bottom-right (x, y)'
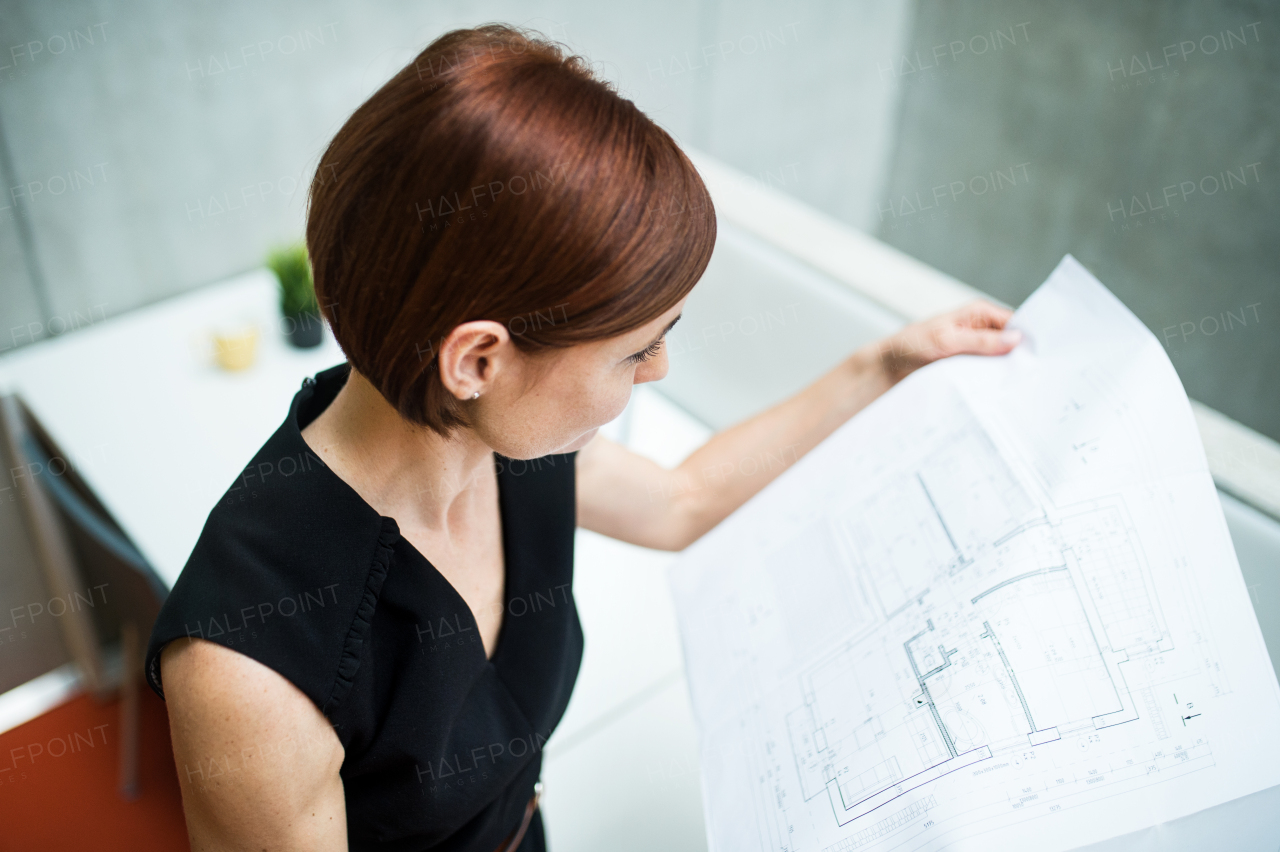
top-left (603, 380), bottom-right (636, 424)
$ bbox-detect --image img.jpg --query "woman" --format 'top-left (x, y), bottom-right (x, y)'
top-left (144, 23), bottom-right (1018, 852)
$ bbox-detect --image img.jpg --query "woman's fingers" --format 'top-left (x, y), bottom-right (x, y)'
top-left (884, 301), bottom-right (1020, 382)
top-left (938, 323), bottom-right (1021, 356)
top-left (958, 300), bottom-right (1014, 329)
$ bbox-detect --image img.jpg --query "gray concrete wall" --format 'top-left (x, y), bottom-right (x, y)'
top-left (872, 0), bottom-right (1278, 441)
top-left (688, 0), bottom-right (914, 232)
top-left (0, 0), bottom-right (690, 350)
top-left (0, 0), bottom-right (908, 353)
top-left (9, 0), bottom-right (1269, 439)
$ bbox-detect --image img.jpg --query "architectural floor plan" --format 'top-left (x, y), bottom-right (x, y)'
top-left (669, 257), bottom-right (1280, 852)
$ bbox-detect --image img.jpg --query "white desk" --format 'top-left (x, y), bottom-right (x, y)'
top-left (0, 270), bottom-right (346, 587)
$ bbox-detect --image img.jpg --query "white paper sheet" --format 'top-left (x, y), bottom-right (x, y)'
top-left (668, 255), bottom-right (1280, 852)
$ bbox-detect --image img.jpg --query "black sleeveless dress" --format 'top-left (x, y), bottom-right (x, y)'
top-left (144, 362), bottom-right (584, 851)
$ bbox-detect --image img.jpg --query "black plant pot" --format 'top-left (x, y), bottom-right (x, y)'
top-left (283, 310), bottom-right (324, 348)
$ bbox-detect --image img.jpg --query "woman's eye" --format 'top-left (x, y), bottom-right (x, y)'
top-left (628, 338), bottom-right (664, 364)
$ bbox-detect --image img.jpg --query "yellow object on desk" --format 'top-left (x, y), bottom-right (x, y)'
top-left (212, 324), bottom-right (259, 371)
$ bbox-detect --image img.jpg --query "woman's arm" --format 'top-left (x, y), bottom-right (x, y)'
top-left (577, 301), bottom-right (1018, 551)
top-left (161, 637), bottom-right (348, 851)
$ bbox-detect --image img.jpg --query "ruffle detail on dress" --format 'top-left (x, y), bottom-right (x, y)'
top-left (323, 515), bottom-right (398, 714)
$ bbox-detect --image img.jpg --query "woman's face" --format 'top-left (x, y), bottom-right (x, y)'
top-left (471, 295), bottom-right (689, 460)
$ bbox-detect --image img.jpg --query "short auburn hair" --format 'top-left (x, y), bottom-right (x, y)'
top-left (305, 24), bottom-right (716, 437)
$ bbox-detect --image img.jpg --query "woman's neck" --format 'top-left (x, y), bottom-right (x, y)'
top-left (300, 368), bottom-right (495, 533)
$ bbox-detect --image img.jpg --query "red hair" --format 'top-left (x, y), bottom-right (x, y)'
top-left (306, 24), bottom-right (716, 436)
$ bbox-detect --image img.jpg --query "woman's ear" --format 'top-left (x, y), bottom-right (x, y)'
top-left (436, 320), bottom-right (511, 401)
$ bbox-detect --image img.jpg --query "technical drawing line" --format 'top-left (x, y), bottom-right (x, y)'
top-left (920, 644), bottom-right (958, 679)
top-left (831, 749), bottom-right (991, 825)
top-left (905, 629), bottom-right (959, 759)
top-left (993, 515), bottom-right (1049, 547)
top-left (822, 796), bottom-right (937, 850)
top-left (916, 472), bottom-right (962, 560)
top-left (981, 620), bottom-right (1037, 733)
top-left (1092, 652), bottom-right (1140, 729)
top-left (886, 592), bottom-right (925, 621)
top-left (1142, 688), bottom-right (1170, 740)
top-left (970, 565), bottom-right (1069, 605)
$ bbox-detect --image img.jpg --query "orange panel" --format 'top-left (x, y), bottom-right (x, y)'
top-left (0, 688), bottom-right (189, 851)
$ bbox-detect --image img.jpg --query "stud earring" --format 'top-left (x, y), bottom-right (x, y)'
top-left (472, 391), bottom-right (480, 399)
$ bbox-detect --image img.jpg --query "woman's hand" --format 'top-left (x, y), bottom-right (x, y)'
top-left (876, 300), bottom-right (1020, 386)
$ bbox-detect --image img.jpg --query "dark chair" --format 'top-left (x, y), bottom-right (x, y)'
top-left (0, 394), bottom-right (168, 799)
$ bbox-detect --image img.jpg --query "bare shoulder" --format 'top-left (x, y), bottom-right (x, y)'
top-left (160, 637), bottom-right (347, 850)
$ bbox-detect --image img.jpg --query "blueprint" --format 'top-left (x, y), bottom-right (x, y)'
top-left (668, 256), bottom-right (1280, 852)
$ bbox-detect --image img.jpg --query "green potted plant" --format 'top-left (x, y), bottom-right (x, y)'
top-left (267, 243), bottom-right (324, 348)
